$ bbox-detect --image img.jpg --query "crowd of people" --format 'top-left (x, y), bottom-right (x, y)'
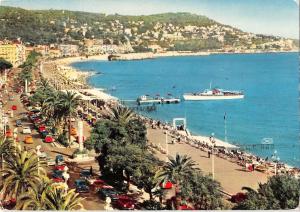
top-left (144, 117), bottom-right (300, 178)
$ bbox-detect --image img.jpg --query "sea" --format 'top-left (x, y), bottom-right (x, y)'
top-left (72, 52), bottom-right (300, 167)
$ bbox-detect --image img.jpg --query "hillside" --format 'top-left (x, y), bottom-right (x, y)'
top-left (0, 6), bottom-right (297, 52)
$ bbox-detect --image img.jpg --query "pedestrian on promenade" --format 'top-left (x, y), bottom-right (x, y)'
top-left (208, 150), bottom-right (211, 158)
top-left (90, 166), bottom-right (93, 176)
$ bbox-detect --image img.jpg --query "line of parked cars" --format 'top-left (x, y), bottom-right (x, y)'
top-left (73, 171), bottom-right (137, 210)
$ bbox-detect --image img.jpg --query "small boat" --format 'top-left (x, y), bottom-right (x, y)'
top-left (183, 83), bottom-right (244, 101)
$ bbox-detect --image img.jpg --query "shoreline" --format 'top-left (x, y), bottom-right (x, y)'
top-left (51, 49), bottom-right (298, 67)
top-left (47, 51), bottom-right (299, 170)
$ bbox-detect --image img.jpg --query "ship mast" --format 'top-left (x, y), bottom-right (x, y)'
top-left (210, 81), bottom-right (212, 90)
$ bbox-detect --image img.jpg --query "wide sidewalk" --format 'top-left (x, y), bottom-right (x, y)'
top-left (147, 128), bottom-right (270, 195)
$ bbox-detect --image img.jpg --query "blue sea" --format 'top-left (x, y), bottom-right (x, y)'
top-left (72, 53), bottom-right (300, 167)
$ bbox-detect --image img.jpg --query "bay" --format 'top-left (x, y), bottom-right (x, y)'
top-left (72, 52), bottom-right (300, 167)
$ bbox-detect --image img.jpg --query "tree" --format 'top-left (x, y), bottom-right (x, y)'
top-left (85, 119), bottom-right (128, 153)
top-left (16, 178), bottom-right (52, 210)
top-left (134, 155), bottom-right (162, 200)
top-left (0, 149), bottom-right (46, 200)
top-left (59, 91), bottom-right (81, 146)
top-left (105, 144), bottom-right (151, 190)
top-left (44, 188), bottom-right (84, 210)
top-left (110, 106), bottom-right (135, 126)
top-left (180, 171), bottom-right (223, 210)
top-left (0, 58), bottom-right (13, 71)
top-left (140, 200), bottom-right (164, 210)
top-left (0, 136), bottom-right (15, 162)
top-left (235, 174), bottom-right (300, 210)
top-left (158, 154), bottom-right (199, 208)
top-left (125, 118), bottom-right (147, 147)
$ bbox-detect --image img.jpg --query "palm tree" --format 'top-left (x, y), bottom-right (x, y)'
top-left (59, 91), bottom-right (81, 146)
top-left (16, 178), bottom-right (51, 210)
top-left (0, 136), bottom-right (15, 162)
top-left (159, 154), bottom-right (199, 207)
top-left (42, 91), bottom-right (65, 132)
top-left (110, 106), bottom-right (135, 126)
top-left (0, 149), bottom-right (46, 200)
top-left (45, 188), bottom-right (84, 210)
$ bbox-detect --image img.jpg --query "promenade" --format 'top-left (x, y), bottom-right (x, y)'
top-left (147, 128), bottom-right (269, 195)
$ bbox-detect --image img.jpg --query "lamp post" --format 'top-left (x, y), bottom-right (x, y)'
top-left (210, 133), bottom-right (216, 180)
top-left (165, 130), bottom-right (168, 162)
top-left (271, 150), bottom-right (280, 175)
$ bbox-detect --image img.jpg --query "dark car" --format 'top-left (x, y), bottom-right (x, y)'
top-left (230, 192), bottom-right (247, 203)
top-left (16, 120), bottom-right (22, 127)
top-left (115, 195), bottom-right (136, 210)
top-left (40, 130), bottom-right (50, 138)
top-left (52, 170), bottom-right (64, 182)
top-left (75, 179), bottom-right (90, 193)
top-left (80, 169), bottom-right (92, 179)
top-left (98, 188), bottom-right (119, 201)
top-left (55, 155), bottom-right (64, 165)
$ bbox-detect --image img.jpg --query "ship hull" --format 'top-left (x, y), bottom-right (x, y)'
top-left (183, 94), bottom-right (244, 101)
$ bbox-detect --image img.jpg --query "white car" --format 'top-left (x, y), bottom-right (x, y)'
top-left (22, 127), bottom-right (31, 134)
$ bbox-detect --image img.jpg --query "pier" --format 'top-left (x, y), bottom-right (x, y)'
top-left (137, 97), bottom-right (181, 105)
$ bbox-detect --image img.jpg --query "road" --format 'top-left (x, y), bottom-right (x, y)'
top-left (2, 68), bottom-right (105, 210)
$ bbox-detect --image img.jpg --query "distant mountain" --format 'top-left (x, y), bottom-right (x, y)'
top-left (0, 6), bottom-right (297, 52)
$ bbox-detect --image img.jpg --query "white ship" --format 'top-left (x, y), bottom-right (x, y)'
top-left (183, 83), bottom-right (244, 101)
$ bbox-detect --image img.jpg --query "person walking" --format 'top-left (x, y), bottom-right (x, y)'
top-left (208, 150), bottom-right (211, 158)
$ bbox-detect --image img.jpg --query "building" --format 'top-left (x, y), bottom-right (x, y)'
top-left (48, 48), bottom-right (61, 58)
top-left (58, 44), bottom-right (79, 57)
top-left (0, 42), bottom-right (26, 67)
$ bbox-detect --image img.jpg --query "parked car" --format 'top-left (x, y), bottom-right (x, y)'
top-left (54, 165), bottom-right (65, 171)
top-left (44, 135), bottom-right (54, 143)
top-left (47, 158), bottom-right (56, 166)
top-left (16, 120), bottom-right (22, 127)
top-left (22, 126), bottom-right (31, 134)
top-left (38, 151), bottom-right (48, 159)
top-left (5, 129), bottom-right (13, 138)
top-left (70, 127), bottom-right (77, 136)
top-left (80, 169), bottom-right (92, 179)
top-left (115, 195), bottom-right (136, 210)
top-left (75, 179), bottom-right (90, 193)
top-left (98, 187), bottom-right (119, 201)
top-left (41, 130), bottom-right (50, 138)
top-left (55, 155), bottom-right (64, 165)
top-left (24, 136), bottom-right (33, 144)
top-left (39, 125), bottom-right (46, 132)
top-left (230, 192), bottom-right (247, 203)
top-left (88, 178), bottom-right (105, 192)
top-left (52, 170), bottom-right (64, 182)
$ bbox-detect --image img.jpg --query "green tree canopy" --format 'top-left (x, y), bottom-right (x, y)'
top-left (235, 174), bottom-right (300, 210)
top-left (0, 58), bottom-right (13, 71)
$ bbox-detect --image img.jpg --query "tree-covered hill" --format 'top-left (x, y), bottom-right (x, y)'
top-left (0, 6), bottom-right (218, 44)
top-left (0, 6), bottom-right (296, 52)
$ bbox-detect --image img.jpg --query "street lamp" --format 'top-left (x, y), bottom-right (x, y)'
top-left (210, 133), bottom-right (216, 180)
top-left (165, 130), bottom-right (169, 162)
top-left (271, 150), bottom-right (280, 175)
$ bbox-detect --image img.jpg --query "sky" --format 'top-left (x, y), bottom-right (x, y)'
top-left (0, 0), bottom-right (299, 38)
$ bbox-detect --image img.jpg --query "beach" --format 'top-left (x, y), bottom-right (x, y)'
top-left (41, 52), bottom-right (300, 195)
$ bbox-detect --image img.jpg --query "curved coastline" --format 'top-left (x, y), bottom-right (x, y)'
top-left (49, 52), bottom-right (298, 170)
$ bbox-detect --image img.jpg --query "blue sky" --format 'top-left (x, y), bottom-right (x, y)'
top-left (1, 0), bottom-right (298, 38)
